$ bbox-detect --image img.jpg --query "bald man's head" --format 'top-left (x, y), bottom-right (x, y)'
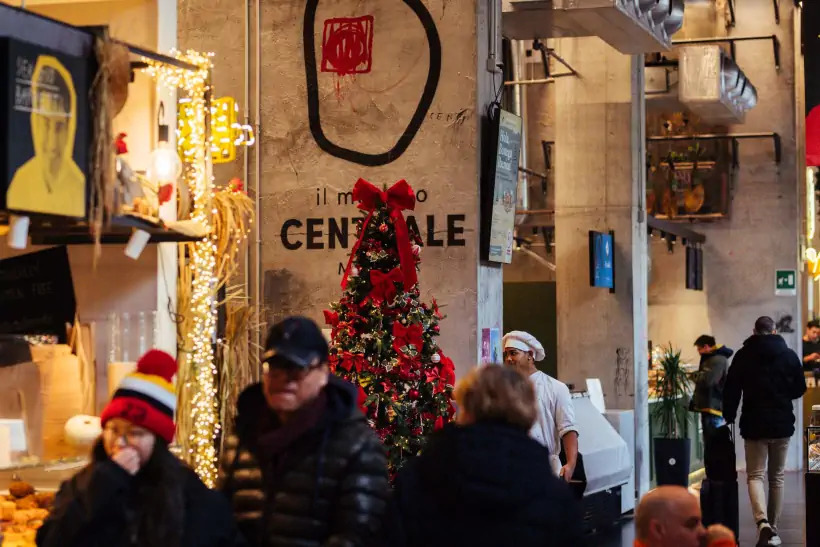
top-left (636, 486), bottom-right (706, 547)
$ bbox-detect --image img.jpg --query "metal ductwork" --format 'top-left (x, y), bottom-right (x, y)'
top-left (502, 0), bottom-right (684, 55)
top-left (510, 40), bottom-right (530, 226)
top-left (678, 45), bottom-right (758, 123)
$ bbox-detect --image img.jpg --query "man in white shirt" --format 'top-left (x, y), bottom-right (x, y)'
top-left (503, 331), bottom-right (579, 482)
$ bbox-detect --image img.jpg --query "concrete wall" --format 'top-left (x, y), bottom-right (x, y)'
top-left (179, 0), bottom-right (500, 377)
top-left (647, 0), bottom-right (802, 469)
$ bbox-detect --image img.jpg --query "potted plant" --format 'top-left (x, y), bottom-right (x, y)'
top-left (652, 344), bottom-right (692, 486)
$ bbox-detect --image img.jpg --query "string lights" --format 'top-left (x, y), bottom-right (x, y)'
top-left (143, 50), bottom-right (219, 487)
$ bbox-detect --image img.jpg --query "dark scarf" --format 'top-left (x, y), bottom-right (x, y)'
top-left (257, 390), bottom-right (328, 473)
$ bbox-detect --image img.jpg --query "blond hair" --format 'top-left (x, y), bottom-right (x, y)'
top-left (454, 365), bottom-right (537, 431)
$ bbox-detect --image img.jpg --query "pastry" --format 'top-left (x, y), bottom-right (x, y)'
top-left (1, 500), bottom-right (15, 521)
top-left (11, 510), bottom-right (33, 525)
top-left (27, 509), bottom-right (47, 522)
top-left (13, 496), bottom-right (37, 511)
top-left (8, 481), bottom-right (34, 499)
top-left (33, 492), bottom-right (54, 509)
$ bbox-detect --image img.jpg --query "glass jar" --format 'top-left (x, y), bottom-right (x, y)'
top-left (812, 405), bottom-right (820, 427)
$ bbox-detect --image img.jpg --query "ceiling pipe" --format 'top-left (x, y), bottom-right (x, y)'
top-left (511, 39), bottom-right (529, 226)
top-left (516, 246), bottom-right (557, 271)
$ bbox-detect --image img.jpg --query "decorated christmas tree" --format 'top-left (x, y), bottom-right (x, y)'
top-left (324, 178), bottom-right (455, 476)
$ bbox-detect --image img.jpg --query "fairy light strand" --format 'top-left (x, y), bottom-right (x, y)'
top-left (143, 50), bottom-right (219, 487)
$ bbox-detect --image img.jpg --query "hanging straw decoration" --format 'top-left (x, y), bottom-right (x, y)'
top-left (88, 35), bottom-right (116, 265)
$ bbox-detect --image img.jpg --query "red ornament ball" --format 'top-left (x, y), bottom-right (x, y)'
top-left (379, 223), bottom-right (388, 233)
top-left (408, 389), bottom-right (420, 400)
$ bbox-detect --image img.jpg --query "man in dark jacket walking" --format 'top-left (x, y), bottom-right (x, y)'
top-left (218, 316), bottom-right (389, 547)
top-left (692, 335), bottom-right (733, 440)
top-left (724, 316), bottom-right (807, 547)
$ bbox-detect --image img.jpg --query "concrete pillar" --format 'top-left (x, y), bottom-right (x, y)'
top-left (553, 38), bottom-right (649, 495)
top-left (178, 0), bottom-right (502, 377)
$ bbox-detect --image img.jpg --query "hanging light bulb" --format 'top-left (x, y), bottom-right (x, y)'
top-left (147, 101), bottom-right (182, 205)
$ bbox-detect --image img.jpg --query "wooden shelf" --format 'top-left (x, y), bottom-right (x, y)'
top-left (0, 213), bottom-right (205, 246)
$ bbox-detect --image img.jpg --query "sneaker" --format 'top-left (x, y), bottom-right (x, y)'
top-left (757, 522), bottom-right (775, 547)
top-left (769, 526), bottom-right (782, 546)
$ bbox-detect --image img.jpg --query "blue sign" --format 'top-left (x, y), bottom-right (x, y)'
top-left (590, 231), bottom-right (614, 289)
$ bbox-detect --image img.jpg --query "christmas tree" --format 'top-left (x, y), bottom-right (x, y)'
top-left (324, 178), bottom-right (455, 476)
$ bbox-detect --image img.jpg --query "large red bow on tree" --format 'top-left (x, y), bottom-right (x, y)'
top-left (393, 321), bottom-right (424, 355)
top-left (341, 179), bottom-right (418, 290)
top-left (369, 267), bottom-right (403, 304)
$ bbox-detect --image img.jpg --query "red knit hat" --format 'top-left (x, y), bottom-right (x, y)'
top-left (101, 349), bottom-right (178, 443)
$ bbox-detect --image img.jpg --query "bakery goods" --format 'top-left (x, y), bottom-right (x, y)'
top-left (1, 480), bottom-right (53, 546)
top-left (6, 483), bottom-right (32, 500)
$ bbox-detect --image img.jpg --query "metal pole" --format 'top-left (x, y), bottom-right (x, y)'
top-left (504, 78), bottom-right (557, 86)
top-left (252, 0), bottom-right (262, 378)
top-left (242, 0), bottom-right (255, 379)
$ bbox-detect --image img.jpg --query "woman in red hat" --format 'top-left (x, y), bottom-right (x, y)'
top-left (36, 350), bottom-right (244, 547)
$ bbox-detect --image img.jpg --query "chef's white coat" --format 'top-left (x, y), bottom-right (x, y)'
top-left (529, 371), bottom-right (579, 473)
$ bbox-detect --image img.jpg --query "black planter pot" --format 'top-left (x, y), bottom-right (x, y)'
top-left (654, 437), bottom-right (691, 486)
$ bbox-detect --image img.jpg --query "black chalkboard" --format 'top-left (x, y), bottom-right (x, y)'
top-left (0, 246), bottom-right (76, 340)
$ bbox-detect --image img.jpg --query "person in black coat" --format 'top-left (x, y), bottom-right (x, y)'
top-left (723, 316), bottom-right (807, 546)
top-left (390, 364), bottom-right (585, 547)
top-left (218, 317), bottom-right (389, 547)
top-left (36, 350), bottom-right (243, 547)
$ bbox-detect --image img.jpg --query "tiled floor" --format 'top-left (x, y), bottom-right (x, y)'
top-left (590, 472), bottom-right (805, 547)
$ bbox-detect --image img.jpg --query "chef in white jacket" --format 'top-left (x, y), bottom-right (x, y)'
top-left (503, 331), bottom-right (579, 482)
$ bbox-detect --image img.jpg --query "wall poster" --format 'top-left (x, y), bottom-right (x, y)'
top-left (488, 109), bottom-right (522, 264)
top-left (1, 38), bottom-right (89, 218)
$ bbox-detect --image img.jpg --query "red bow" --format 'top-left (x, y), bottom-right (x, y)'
top-left (438, 353), bottom-right (456, 386)
top-left (341, 179), bottom-right (418, 290)
top-left (323, 310), bottom-right (340, 327)
top-left (338, 351), bottom-right (366, 373)
top-left (393, 322), bottom-right (424, 355)
top-left (368, 267), bottom-right (402, 304)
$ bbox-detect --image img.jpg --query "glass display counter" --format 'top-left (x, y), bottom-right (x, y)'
top-left (0, 335), bottom-right (97, 547)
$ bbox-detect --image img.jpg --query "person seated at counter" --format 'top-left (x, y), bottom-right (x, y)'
top-left (691, 335), bottom-right (733, 440)
top-left (802, 319), bottom-right (820, 372)
top-left (502, 331), bottom-right (579, 483)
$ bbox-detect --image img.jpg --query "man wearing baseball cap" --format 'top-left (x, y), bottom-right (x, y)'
top-left (218, 316), bottom-right (389, 547)
top-left (503, 330), bottom-right (579, 483)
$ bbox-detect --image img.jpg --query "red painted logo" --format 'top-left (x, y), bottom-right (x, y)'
top-left (321, 16), bottom-right (374, 76)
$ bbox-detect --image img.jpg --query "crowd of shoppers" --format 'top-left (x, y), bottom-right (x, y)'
top-left (30, 313), bottom-right (812, 546)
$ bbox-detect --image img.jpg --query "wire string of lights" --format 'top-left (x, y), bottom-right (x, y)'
top-left (143, 50), bottom-right (220, 487)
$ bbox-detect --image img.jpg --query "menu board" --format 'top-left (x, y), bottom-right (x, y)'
top-left (0, 246), bottom-right (76, 340)
top-left (487, 109), bottom-right (522, 264)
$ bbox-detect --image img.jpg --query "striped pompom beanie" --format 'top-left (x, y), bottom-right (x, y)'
top-left (101, 349), bottom-right (177, 443)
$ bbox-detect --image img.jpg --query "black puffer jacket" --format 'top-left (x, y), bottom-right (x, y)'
top-left (389, 422), bottom-right (585, 547)
top-left (36, 445), bottom-right (243, 547)
top-left (693, 345), bottom-right (733, 416)
top-left (218, 375), bottom-right (389, 547)
top-left (724, 334), bottom-right (807, 440)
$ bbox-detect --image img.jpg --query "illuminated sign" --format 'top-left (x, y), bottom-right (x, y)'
top-left (177, 97), bottom-right (255, 164)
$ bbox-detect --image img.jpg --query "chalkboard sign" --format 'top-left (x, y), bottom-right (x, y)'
top-left (488, 109), bottom-right (522, 264)
top-left (0, 246), bottom-right (76, 340)
top-left (0, 37), bottom-right (90, 218)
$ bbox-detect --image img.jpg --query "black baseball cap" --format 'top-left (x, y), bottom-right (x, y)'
top-left (263, 316), bottom-right (329, 369)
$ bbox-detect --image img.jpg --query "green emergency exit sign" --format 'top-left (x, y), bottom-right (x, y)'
top-left (775, 269), bottom-right (796, 296)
